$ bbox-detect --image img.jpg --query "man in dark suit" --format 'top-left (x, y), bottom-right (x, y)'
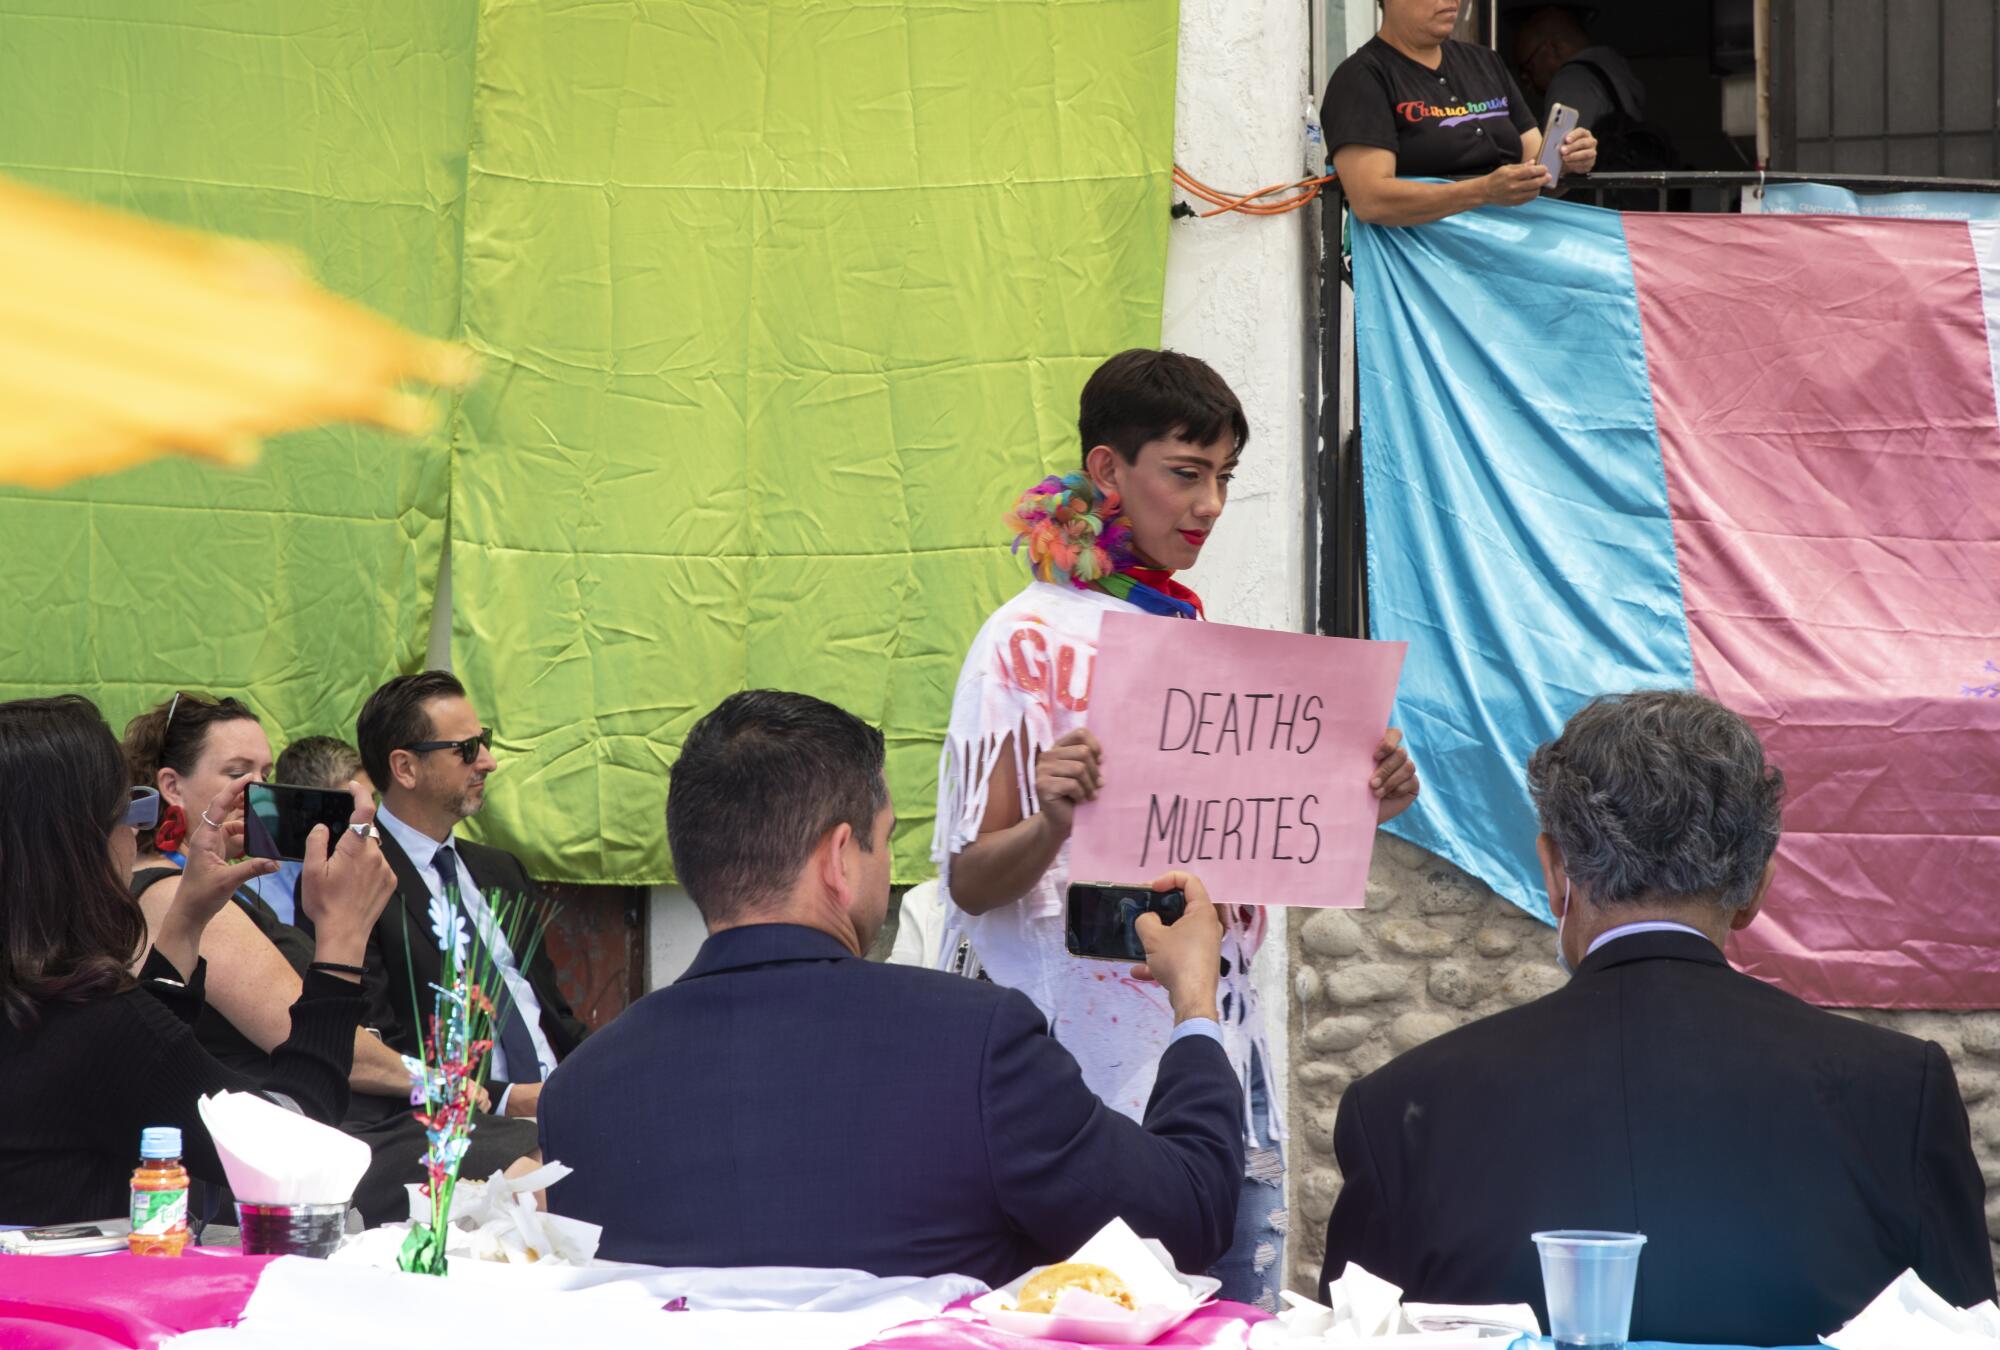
top-left (355, 671), bottom-right (588, 1120)
top-left (539, 690), bottom-right (1245, 1285)
top-left (1320, 690), bottom-right (1994, 1347)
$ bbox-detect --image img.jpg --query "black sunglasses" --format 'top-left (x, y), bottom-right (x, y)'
top-left (399, 729), bottom-right (493, 764)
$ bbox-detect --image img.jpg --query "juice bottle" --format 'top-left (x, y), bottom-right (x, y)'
top-left (128, 1126), bottom-right (190, 1256)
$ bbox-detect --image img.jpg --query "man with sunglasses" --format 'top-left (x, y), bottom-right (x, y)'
top-left (354, 671), bottom-right (588, 1119)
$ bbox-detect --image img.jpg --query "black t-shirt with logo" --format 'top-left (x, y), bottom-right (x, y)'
top-left (1321, 37), bottom-right (1537, 178)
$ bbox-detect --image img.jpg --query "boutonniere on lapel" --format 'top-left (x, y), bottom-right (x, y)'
top-left (427, 890), bottom-right (470, 968)
top-left (397, 885), bottom-right (556, 1277)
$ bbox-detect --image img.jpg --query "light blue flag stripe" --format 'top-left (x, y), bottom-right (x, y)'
top-left (1353, 197), bottom-right (1695, 922)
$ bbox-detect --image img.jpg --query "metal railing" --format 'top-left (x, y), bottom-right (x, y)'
top-left (1311, 170), bottom-right (2000, 640)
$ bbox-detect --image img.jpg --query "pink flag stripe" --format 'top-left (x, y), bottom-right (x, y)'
top-left (1626, 214), bottom-right (2000, 1009)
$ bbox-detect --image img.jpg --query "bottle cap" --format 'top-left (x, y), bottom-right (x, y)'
top-left (140, 1126), bottom-right (182, 1159)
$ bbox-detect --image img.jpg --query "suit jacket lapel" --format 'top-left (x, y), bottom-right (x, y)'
top-left (377, 826), bottom-right (446, 994)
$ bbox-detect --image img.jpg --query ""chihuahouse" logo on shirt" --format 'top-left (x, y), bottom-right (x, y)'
top-left (1396, 96), bottom-right (1510, 127)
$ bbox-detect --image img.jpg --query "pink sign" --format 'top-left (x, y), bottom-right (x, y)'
top-left (1066, 614), bottom-right (1406, 908)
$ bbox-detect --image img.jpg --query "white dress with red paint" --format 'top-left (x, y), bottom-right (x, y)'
top-left (931, 580), bottom-right (1277, 1140)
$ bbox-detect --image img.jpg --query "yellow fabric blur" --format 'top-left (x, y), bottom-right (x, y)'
top-left (0, 176), bottom-right (474, 489)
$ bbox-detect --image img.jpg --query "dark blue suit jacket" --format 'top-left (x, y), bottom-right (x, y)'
top-left (1321, 931), bottom-right (1994, 1346)
top-left (539, 923), bottom-right (1245, 1285)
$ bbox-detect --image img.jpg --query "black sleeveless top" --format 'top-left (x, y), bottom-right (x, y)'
top-left (131, 868), bottom-right (315, 1076)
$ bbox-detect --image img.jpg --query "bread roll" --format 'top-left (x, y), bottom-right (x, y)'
top-left (1014, 1261), bottom-right (1136, 1313)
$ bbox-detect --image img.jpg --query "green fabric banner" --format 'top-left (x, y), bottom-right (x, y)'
top-left (450, 0), bottom-right (1176, 883)
top-left (0, 2), bottom-right (471, 745)
top-left (0, 0), bottom-right (1176, 884)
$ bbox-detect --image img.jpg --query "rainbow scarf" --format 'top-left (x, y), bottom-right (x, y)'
top-left (1006, 473), bottom-right (1200, 620)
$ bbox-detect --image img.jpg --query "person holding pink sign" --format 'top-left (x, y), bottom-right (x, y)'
top-left (931, 349), bottom-right (1421, 1309)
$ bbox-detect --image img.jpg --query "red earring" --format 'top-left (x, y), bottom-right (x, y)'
top-left (153, 803), bottom-right (188, 855)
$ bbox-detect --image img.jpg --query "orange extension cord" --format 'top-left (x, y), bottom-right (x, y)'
top-left (1173, 165), bottom-right (1336, 217)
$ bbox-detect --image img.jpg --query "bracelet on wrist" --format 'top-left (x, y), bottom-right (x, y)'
top-left (308, 960), bottom-right (368, 977)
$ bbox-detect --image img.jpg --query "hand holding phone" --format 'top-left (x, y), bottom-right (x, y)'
top-left (1065, 873), bottom-right (1225, 1024)
top-left (1537, 102), bottom-right (1580, 183)
top-left (1132, 873), bottom-right (1224, 1024)
top-left (1065, 882), bottom-right (1187, 963)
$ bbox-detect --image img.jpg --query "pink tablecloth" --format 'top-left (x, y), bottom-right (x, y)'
top-left (0, 1250), bottom-right (273, 1349)
top-left (860, 1297), bottom-right (1271, 1349)
top-left (0, 1255), bottom-right (1268, 1350)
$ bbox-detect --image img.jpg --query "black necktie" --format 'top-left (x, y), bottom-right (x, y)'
top-left (433, 843), bottom-right (543, 1084)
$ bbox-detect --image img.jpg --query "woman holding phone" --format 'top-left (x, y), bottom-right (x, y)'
top-left (1322, 0), bottom-right (1596, 226)
top-left (933, 350), bottom-right (1421, 1308)
top-left (123, 692), bottom-right (419, 1097)
top-left (122, 690), bottom-right (539, 1221)
top-left (0, 695), bottom-right (392, 1225)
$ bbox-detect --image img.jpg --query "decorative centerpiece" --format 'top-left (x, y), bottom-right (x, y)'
top-left (397, 887), bottom-right (553, 1277)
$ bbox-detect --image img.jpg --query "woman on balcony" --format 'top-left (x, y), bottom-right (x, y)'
top-left (1323, 0), bottom-right (1596, 226)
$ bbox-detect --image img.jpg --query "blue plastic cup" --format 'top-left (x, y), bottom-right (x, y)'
top-left (1531, 1230), bottom-right (1647, 1349)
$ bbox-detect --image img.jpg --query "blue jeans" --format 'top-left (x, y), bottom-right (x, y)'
top-left (1208, 1047), bottom-right (1287, 1311)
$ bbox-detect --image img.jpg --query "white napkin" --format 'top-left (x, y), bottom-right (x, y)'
top-left (1052, 1217), bottom-right (1203, 1316)
top-left (1251, 1264), bottom-right (1538, 1348)
top-left (335, 1161), bottom-right (601, 1267)
top-left (198, 1091), bottom-right (370, 1205)
top-left (1822, 1269), bottom-right (2000, 1349)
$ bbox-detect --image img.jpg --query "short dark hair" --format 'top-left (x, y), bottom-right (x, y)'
top-left (667, 690), bottom-right (889, 924)
top-left (121, 691), bottom-right (260, 852)
top-left (356, 670), bottom-right (466, 789)
top-left (278, 735), bottom-right (364, 790)
top-left (1526, 689), bottom-right (1785, 913)
top-left (1078, 348), bottom-right (1250, 465)
top-left (0, 696), bottom-right (146, 1028)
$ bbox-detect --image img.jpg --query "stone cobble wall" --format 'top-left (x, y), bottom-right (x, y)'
top-left (1285, 834), bottom-right (2000, 1296)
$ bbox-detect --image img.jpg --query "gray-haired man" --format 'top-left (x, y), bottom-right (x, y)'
top-left (1318, 690), bottom-right (1992, 1346)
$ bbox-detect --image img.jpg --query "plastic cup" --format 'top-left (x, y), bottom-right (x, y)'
top-left (1531, 1230), bottom-right (1646, 1349)
top-left (234, 1201), bottom-right (349, 1258)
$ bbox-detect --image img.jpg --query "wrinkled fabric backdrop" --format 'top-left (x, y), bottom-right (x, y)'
top-left (0, 0), bottom-right (1178, 884)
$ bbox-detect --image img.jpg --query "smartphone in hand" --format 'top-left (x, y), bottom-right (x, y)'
top-left (243, 782), bottom-right (356, 862)
top-left (1537, 102), bottom-right (1580, 182)
top-left (1064, 882), bottom-right (1187, 962)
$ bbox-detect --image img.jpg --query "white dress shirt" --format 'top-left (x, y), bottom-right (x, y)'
top-left (375, 803), bottom-right (558, 1107)
top-left (1585, 919), bottom-right (1714, 959)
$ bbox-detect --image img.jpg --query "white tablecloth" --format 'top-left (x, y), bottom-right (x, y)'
top-left (165, 1257), bottom-right (986, 1350)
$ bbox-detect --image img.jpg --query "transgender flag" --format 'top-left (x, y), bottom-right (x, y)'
top-left (1355, 199), bottom-right (2000, 1009)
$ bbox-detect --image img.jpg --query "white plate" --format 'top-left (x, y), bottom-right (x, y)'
top-left (972, 1268), bottom-right (1222, 1345)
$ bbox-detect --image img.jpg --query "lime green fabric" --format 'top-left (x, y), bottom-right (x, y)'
top-left (0, 0), bottom-right (1176, 884)
top-left (450, 1), bottom-right (1176, 882)
top-left (0, 2), bottom-right (472, 743)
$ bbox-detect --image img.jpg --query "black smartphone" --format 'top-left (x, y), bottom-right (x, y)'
top-left (1064, 882), bottom-right (1187, 962)
top-left (243, 781), bottom-right (355, 862)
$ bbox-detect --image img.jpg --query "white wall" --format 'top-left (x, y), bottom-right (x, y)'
top-left (649, 884), bottom-right (705, 986)
top-left (1167, 0), bottom-right (1318, 1150)
top-left (1171, 0), bottom-right (1313, 641)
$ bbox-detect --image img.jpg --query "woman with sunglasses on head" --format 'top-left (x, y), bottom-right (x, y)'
top-left (123, 693), bottom-right (421, 1101)
top-left (121, 691), bottom-right (542, 1221)
top-left (0, 695), bottom-right (394, 1226)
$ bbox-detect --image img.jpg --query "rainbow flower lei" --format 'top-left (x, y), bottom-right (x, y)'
top-left (1005, 472), bottom-right (1134, 588)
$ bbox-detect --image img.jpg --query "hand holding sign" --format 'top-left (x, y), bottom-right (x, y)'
top-left (1373, 727), bottom-right (1420, 823)
top-left (1067, 615), bottom-right (1409, 908)
top-left (1035, 728), bottom-right (1104, 838)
